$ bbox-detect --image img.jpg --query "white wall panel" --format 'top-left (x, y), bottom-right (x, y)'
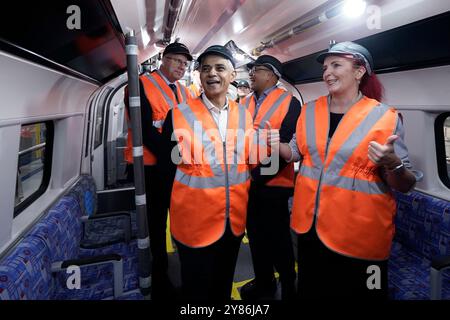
top-left (0, 125), bottom-right (20, 250)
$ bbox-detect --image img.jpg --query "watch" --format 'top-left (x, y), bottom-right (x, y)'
top-left (389, 161), bottom-right (405, 174)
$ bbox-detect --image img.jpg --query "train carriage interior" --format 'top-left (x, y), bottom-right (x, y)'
top-left (0, 0), bottom-right (450, 301)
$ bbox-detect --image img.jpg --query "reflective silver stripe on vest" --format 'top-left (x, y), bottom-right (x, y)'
top-left (299, 165), bottom-right (321, 180)
top-left (178, 83), bottom-right (187, 102)
top-left (152, 120), bottom-right (165, 129)
top-left (144, 74), bottom-right (175, 110)
top-left (175, 169), bottom-right (249, 189)
top-left (305, 101), bottom-right (323, 167)
top-left (231, 165), bottom-right (250, 185)
top-left (303, 103), bottom-right (391, 195)
top-left (327, 104), bottom-right (390, 173)
top-left (174, 102), bottom-right (250, 189)
top-left (322, 173), bottom-right (389, 194)
top-left (257, 92), bottom-right (291, 129)
top-left (319, 104), bottom-right (391, 194)
top-left (259, 137), bottom-right (267, 147)
top-left (244, 97), bottom-right (252, 110)
top-left (176, 103), bottom-right (223, 176)
top-left (234, 104), bottom-right (247, 165)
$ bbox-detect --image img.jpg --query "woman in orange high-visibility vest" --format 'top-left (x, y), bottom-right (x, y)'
top-left (268, 41), bottom-right (422, 299)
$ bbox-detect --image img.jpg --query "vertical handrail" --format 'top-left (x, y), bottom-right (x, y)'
top-left (125, 30), bottom-right (152, 299)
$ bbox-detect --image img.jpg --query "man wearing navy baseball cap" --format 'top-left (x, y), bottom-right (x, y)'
top-left (240, 54), bottom-right (301, 301)
top-left (236, 79), bottom-right (251, 103)
top-left (123, 41), bottom-right (193, 299)
top-left (162, 42), bottom-right (193, 61)
top-left (157, 45), bottom-right (259, 301)
top-left (196, 44), bottom-right (236, 68)
top-left (247, 55), bottom-right (283, 79)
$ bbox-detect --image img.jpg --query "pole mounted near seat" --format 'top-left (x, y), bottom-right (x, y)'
top-left (125, 30), bottom-right (152, 299)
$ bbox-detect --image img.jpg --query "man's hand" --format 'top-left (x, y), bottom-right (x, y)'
top-left (265, 121), bottom-right (280, 151)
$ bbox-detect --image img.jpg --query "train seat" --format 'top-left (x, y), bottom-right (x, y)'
top-left (0, 234), bottom-right (52, 299)
top-left (390, 190), bottom-right (450, 299)
top-left (0, 195), bottom-right (124, 299)
top-left (65, 175), bottom-right (140, 296)
top-left (0, 175), bottom-right (142, 300)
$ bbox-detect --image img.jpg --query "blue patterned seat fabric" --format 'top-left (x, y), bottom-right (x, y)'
top-left (115, 290), bottom-right (144, 300)
top-left (68, 175), bottom-right (134, 247)
top-left (29, 196), bottom-right (83, 262)
top-left (389, 191), bottom-right (450, 299)
top-left (0, 236), bottom-right (53, 299)
top-left (81, 215), bottom-right (132, 247)
top-left (67, 174), bottom-right (97, 217)
top-left (0, 175), bottom-right (142, 300)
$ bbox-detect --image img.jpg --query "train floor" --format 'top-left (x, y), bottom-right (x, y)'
top-left (166, 234), bottom-right (289, 300)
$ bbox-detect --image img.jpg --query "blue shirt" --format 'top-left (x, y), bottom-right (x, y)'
top-left (253, 85), bottom-right (278, 117)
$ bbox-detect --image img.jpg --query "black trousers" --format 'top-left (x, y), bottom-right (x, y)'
top-left (127, 164), bottom-right (170, 287)
top-left (246, 184), bottom-right (296, 292)
top-left (175, 221), bottom-right (243, 301)
top-left (297, 226), bottom-right (388, 299)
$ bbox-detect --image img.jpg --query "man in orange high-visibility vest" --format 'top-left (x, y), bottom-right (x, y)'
top-left (158, 45), bottom-right (261, 301)
top-left (239, 55), bottom-right (301, 300)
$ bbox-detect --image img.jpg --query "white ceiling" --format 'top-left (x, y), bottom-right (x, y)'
top-left (110, 0), bottom-right (450, 64)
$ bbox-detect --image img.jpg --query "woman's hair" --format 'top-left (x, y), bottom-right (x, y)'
top-left (354, 59), bottom-right (384, 101)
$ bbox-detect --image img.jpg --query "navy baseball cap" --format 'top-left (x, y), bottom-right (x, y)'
top-left (316, 41), bottom-right (373, 75)
top-left (163, 42), bottom-right (193, 61)
top-left (237, 80), bottom-right (250, 88)
top-left (197, 45), bottom-right (236, 68)
top-left (247, 55), bottom-right (283, 78)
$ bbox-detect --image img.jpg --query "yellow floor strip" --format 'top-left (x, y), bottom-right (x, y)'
top-left (231, 262), bottom-right (298, 300)
top-left (166, 212), bottom-right (175, 253)
top-left (231, 278), bottom-right (253, 300)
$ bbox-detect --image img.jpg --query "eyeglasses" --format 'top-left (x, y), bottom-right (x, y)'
top-left (165, 56), bottom-right (190, 68)
top-left (249, 67), bottom-right (272, 75)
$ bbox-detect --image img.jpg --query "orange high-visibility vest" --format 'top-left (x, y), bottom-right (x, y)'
top-left (124, 71), bottom-right (191, 165)
top-left (291, 95), bottom-right (398, 260)
top-left (170, 98), bottom-right (254, 247)
top-left (188, 83), bottom-right (202, 97)
top-left (241, 88), bottom-right (295, 187)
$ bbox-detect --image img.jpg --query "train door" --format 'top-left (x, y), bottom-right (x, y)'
top-left (88, 86), bottom-right (114, 190)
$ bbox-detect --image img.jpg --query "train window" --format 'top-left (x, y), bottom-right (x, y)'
top-left (444, 117), bottom-right (450, 182)
top-left (94, 102), bottom-right (104, 149)
top-left (85, 98), bottom-right (93, 157)
top-left (14, 122), bottom-right (54, 217)
top-left (435, 113), bottom-right (450, 189)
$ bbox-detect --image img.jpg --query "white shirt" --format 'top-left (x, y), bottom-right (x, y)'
top-left (201, 93), bottom-right (229, 142)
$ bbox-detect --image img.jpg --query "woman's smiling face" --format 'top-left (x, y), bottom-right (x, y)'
top-left (322, 55), bottom-right (365, 96)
